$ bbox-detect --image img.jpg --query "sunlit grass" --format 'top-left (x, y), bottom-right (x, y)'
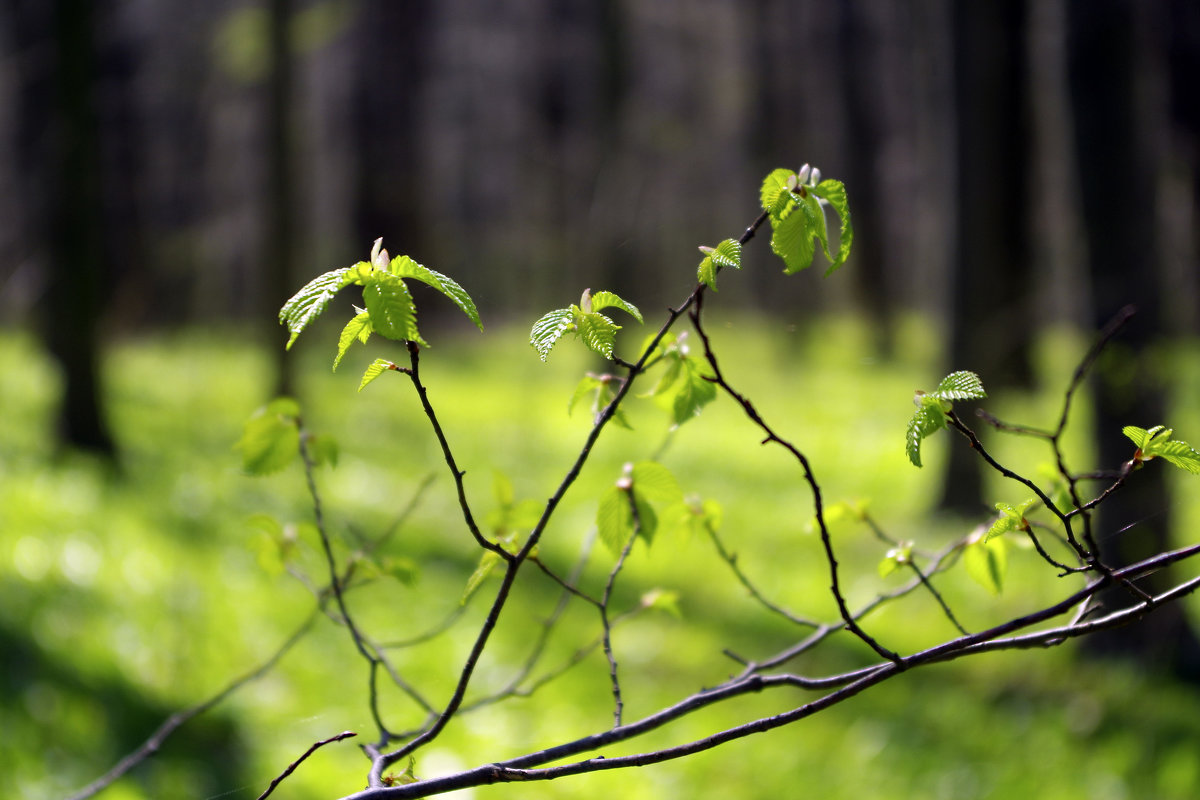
top-left (3, 319), bottom-right (1200, 800)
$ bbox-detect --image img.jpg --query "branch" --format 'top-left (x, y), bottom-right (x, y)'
top-left (64, 611), bottom-right (318, 800)
top-left (257, 731), bottom-right (357, 800)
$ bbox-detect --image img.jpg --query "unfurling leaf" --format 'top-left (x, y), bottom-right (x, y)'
top-left (931, 371), bottom-right (987, 402)
top-left (279, 268), bottom-right (354, 349)
top-left (906, 371), bottom-right (987, 467)
top-left (530, 308), bottom-right (575, 361)
top-left (334, 310), bottom-right (372, 371)
top-left (359, 358), bottom-right (397, 392)
top-left (1123, 425), bottom-right (1200, 474)
top-left (697, 239), bottom-right (743, 290)
top-left (759, 167), bottom-right (853, 275)
top-left (363, 273), bottom-right (423, 344)
top-left (531, 290), bottom-right (642, 362)
top-left (389, 255), bottom-right (483, 331)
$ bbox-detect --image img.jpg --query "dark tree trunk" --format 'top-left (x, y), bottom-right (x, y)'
top-left (266, 0), bottom-right (296, 397)
top-left (835, 0), bottom-right (893, 357)
top-left (1068, 0), bottom-right (1200, 678)
top-left (45, 0), bottom-right (116, 456)
top-left (940, 0), bottom-right (1033, 514)
top-left (350, 1), bottom-right (434, 263)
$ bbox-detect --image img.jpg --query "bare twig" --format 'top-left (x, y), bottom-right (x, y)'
top-left (256, 731), bottom-right (357, 800)
top-left (64, 611), bottom-right (318, 800)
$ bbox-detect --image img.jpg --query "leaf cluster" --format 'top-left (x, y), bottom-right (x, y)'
top-left (905, 371), bottom-right (987, 467)
top-left (279, 238), bottom-right (483, 389)
top-left (759, 164), bottom-right (853, 275)
top-left (1123, 425), bottom-right (1200, 474)
top-left (530, 289), bottom-right (642, 361)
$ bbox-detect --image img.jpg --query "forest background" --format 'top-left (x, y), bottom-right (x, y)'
top-left (4, 1), bottom-right (1200, 799)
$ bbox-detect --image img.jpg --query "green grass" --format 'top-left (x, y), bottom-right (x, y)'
top-left (3, 316), bottom-right (1200, 800)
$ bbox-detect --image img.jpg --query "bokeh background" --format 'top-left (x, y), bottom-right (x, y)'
top-left (4, 1), bottom-right (1200, 799)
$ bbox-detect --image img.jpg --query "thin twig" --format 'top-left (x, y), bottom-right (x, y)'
top-left (689, 296), bottom-right (900, 664)
top-left (64, 611), bottom-right (319, 800)
top-left (256, 731), bottom-right (357, 800)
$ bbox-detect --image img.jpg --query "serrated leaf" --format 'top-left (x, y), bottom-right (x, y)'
top-left (964, 536), bottom-right (1007, 594)
top-left (984, 514), bottom-right (1021, 543)
top-left (671, 359), bottom-right (717, 424)
top-left (334, 311), bottom-right (372, 371)
top-left (906, 401), bottom-right (947, 467)
top-left (1122, 425), bottom-right (1155, 449)
top-left (760, 168), bottom-right (796, 213)
top-left (359, 358), bottom-right (395, 391)
top-left (697, 239), bottom-right (742, 291)
top-left (530, 308), bottom-right (574, 361)
top-left (931, 371), bottom-right (987, 401)
top-left (390, 255), bottom-right (483, 331)
top-left (712, 238), bottom-right (742, 268)
top-left (697, 254), bottom-right (719, 290)
top-left (770, 196), bottom-right (818, 274)
top-left (631, 462), bottom-right (683, 505)
top-left (589, 291), bottom-right (642, 323)
top-left (577, 312), bottom-right (620, 359)
top-left (279, 267), bottom-right (353, 349)
top-left (1151, 440), bottom-right (1200, 474)
top-left (363, 273), bottom-right (424, 344)
top-left (597, 486), bottom-right (634, 555)
top-left (237, 406), bottom-right (300, 475)
top-left (809, 179), bottom-right (854, 275)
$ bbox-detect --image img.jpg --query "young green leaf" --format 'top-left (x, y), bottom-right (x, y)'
top-left (359, 358), bottom-right (397, 392)
top-left (577, 312), bottom-right (621, 359)
top-left (597, 485), bottom-right (634, 555)
top-left (640, 588), bottom-right (682, 618)
top-left (631, 461), bottom-right (683, 505)
top-left (808, 179), bottom-right (854, 275)
top-left (389, 255), bottom-right (483, 331)
top-left (334, 310), bottom-right (372, 371)
top-left (588, 290), bottom-right (643, 323)
top-left (531, 290), bottom-right (642, 362)
top-left (237, 400), bottom-right (301, 474)
top-left (279, 267), bottom-right (354, 349)
top-left (696, 239), bottom-right (743, 290)
top-left (930, 371), bottom-right (987, 402)
top-left (964, 535), bottom-right (1008, 595)
top-left (984, 498), bottom-right (1036, 542)
top-left (568, 374), bottom-right (633, 429)
top-left (1123, 425), bottom-right (1200, 474)
top-left (878, 541), bottom-right (913, 578)
top-left (905, 399), bottom-right (947, 468)
top-left (363, 273), bottom-right (424, 344)
top-left (906, 371), bottom-right (987, 467)
top-left (306, 433), bottom-right (339, 469)
top-left (530, 308), bottom-right (575, 361)
top-left (461, 550), bottom-right (503, 605)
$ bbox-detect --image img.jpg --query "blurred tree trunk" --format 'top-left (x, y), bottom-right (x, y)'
top-left (1068, 0), bottom-right (1200, 678)
top-left (835, 0), bottom-right (893, 357)
top-left (350, 1), bottom-right (433, 264)
top-left (940, 0), bottom-right (1033, 514)
top-left (265, 0), bottom-right (296, 397)
top-left (44, 0), bottom-right (115, 456)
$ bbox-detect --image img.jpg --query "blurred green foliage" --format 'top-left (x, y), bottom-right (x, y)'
top-left (3, 317), bottom-right (1200, 799)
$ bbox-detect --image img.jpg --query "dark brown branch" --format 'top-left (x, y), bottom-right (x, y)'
top-left (257, 731), bottom-right (357, 800)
